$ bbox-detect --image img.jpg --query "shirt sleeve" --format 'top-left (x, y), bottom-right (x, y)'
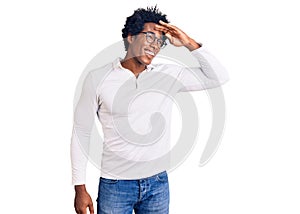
top-left (178, 45), bottom-right (229, 92)
top-left (70, 71), bottom-right (99, 185)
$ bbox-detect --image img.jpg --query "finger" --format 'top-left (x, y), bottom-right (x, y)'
top-left (77, 207), bottom-right (86, 214)
top-left (159, 20), bottom-right (178, 30)
top-left (154, 24), bottom-right (169, 33)
top-left (164, 32), bottom-right (171, 39)
top-left (89, 202), bottom-right (95, 214)
top-left (74, 204), bottom-right (86, 214)
top-left (155, 25), bottom-right (177, 39)
top-left (164, 32), bottom-right (173, 43)
top-left (157, 22), bottom-right (173, 32)
top-left (74, 206), bottom-right (81, 214)
top-left (159, 20), bottom-right (170, 26)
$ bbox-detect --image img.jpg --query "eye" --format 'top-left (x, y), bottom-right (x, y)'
top-left (147, 33), bottom-right (155, 42)
top-left (157, 40), bottom-right (163, 46)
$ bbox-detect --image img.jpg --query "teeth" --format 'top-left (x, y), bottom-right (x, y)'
top-left (145, 50), bottom-right (155, 56)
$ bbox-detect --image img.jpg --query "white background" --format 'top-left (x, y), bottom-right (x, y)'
top-left (1, 0), bottom-right (299, 213)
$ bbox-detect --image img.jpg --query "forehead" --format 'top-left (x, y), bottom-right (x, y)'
top-left (143, 22), bottom-right (163, 37)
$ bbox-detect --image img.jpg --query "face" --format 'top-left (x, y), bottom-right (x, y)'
top-left (127, 22), bottom-right (164, 66)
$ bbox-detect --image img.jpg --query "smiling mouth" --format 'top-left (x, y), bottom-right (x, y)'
top-left (144, 49), bottom-right (155, 57)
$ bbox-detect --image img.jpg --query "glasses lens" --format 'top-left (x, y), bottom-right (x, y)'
top-left (160, 41), bottom-right (167, 49)
top-left (146, 33), bottom-right (155, 43)
top-left (144, 32), bottom-right (167, 49)
top-left (157, 39), bottom-right (163, 47)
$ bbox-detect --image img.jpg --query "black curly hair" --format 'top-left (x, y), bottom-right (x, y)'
top-left (122, 6), bottom-right (169, 51)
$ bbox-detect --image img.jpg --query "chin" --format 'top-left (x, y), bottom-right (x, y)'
top-left (140, 55), bottom-right (153, 66)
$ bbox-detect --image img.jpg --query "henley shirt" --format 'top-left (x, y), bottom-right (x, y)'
top-left (71, 46), bottom-right (229, 185)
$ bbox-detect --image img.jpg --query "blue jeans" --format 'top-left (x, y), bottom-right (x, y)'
top-left (97, 171), bottom-right (169, 214)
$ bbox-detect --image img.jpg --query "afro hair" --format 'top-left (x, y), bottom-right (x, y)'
top-left (121, 6), bottom-right (169, 50)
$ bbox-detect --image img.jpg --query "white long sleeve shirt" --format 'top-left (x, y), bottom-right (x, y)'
top-left (71, 46), bottom-right (229, 185)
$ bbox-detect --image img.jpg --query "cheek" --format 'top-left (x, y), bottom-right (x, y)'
top-left (135, 46), bottom-right (145, 57)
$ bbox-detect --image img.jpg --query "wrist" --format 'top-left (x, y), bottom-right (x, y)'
top-left (74, 184), bottom-right (87, 193)
top-left (185, 38), bottom-right (201, 51)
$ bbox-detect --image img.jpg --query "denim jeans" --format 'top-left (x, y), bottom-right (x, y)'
top-left (97, 171), bottom-right (169, 214)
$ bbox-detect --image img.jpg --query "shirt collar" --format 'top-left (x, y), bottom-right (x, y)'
top-left (113, 58), bottom-right (155, 72)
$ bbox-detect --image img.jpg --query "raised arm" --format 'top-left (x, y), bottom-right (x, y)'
top-left (155, 20), bottom-right (229, 91)
top-left (155, 20), bottom-right (201, 51)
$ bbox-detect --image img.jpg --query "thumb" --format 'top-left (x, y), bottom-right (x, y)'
top-left (165, 32), bottom-right (173, 43)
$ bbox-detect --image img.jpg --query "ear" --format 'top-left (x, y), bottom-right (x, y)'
top-left (127, 34), bottom-right (136, 45)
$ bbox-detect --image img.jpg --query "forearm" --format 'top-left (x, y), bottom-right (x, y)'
top-left (71, 71), bottom-right (98, 185)
top-left (71, 130), bottom-right (89, 185)
top-left (184, 37), bottom-right (202, 51)
top-left (178, 45), bottom-right (229, 92)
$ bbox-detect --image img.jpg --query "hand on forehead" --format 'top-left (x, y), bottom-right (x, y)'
top-left (154, 20), bottom-right (176, 33)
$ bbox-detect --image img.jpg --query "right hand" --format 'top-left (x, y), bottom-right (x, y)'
top-left (74, 185), bottom-right (94, 214)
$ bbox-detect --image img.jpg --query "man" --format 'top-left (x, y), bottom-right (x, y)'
top-left (71, 6), bottom-right (229, 214)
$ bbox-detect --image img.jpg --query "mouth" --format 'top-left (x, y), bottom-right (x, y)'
top-left (144, 49), bottom-right (155, 57)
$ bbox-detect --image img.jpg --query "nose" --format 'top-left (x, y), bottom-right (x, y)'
top-left (149, 40), bottom-right (160, 50)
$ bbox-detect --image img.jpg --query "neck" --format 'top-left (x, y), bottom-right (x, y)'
top-left (121, 55), bottom-right (147, 76)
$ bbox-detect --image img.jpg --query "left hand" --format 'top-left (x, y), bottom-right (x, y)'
top-left (155, 20), bottom-right (200, 51)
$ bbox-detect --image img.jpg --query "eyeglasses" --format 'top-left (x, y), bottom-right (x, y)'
top-left (140, 32), bottom-right (167, 49)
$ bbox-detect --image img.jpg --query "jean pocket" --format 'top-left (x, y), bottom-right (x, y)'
top-left (100, 177), bottom-right (119, 184)
top-left (156, 171), bottom-right (168, 182)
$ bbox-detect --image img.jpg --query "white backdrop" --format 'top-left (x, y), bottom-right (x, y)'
top-left (1, 0), bottom-right (299, 213)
